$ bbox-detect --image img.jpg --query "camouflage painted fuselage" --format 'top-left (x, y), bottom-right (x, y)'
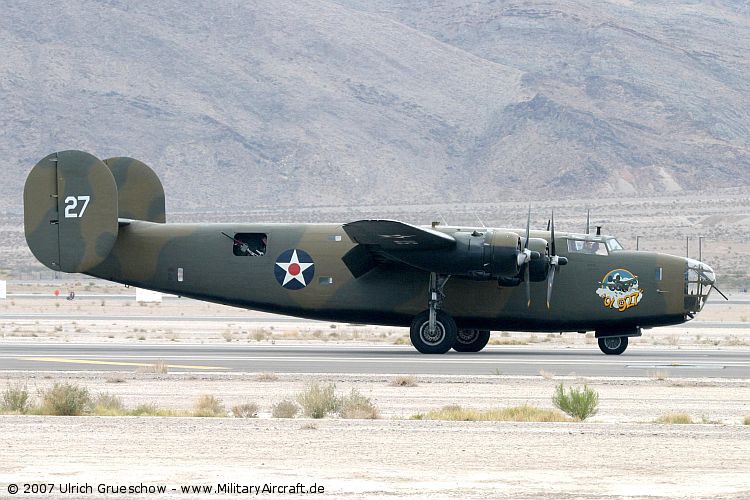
top-left (87, 221), bottom-right (690, 332)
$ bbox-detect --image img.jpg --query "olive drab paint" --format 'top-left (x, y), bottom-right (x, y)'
top-left (23, 150), bottom-right (719, 354)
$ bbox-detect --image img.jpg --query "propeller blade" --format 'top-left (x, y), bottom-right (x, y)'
top-left (524, 206), bottom-right (531, 250)
top-left (546, 263), bottom-right (556, 309)
top-left (586, 209), bottom-right (590, 234)
top-left (525, 264), bottom-right (531, 308)
top-left (550, 210), bottom-right (556, 256)
top-left (713, 285), bottom-right (729, 301)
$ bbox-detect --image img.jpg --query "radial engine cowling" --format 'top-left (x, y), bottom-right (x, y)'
top-left (526, 237), bottom-right (550, 282)
top-left (386, 229), bottom-right (522, 280)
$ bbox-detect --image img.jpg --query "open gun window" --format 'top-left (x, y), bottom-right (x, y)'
top-left (222, 232), bottom-right (267, 256)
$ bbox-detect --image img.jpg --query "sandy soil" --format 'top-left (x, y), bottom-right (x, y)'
top-left (2, 417), bottom-right (749, 499)
top-left (1, 373), bottom-right (750, 498)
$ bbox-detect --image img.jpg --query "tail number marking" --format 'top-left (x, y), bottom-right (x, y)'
top-left (64, 196), bottom-right (91, 218)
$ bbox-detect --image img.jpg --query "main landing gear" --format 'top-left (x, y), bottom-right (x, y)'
top-left (409, 273), bottom-right (492, 354)
top-left (453, 329), bottom-right (491, 353)
top-left (410, 273), bottom-right (456, 354)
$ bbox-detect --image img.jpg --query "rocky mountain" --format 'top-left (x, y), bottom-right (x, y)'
top-left (2, 0), bottom-right (749, 213)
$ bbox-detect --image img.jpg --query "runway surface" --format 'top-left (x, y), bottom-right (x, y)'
top-left (1, 312), bottom-right (748, 329)
top-left (1, 343), bottom-right (748, 378)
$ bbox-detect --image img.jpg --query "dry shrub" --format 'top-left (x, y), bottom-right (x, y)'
top-left (297, 382), bottom-right (340, 419)
top-left (552, 384), bottom-right (599, 421)
top-left (417, 404), bottom-right (571, 422)
top-left (93, 393), bottom-right (125, 416)
top-left (655, 413), bottom-right (694, 424)
top-left (105, 376), bottom-right (126, 384)
top-left (390, 375), bottom-right (417, 387)
top-left (136, 361), bottom-right (169, 374)
top-left (340, 389), bottom-right (379, 419)
top-left (1, 382), bottom-right (31, 414)
top-left (193, 394), bottom-right (226, 417)
top-left (743, 416), bottom-right (750, 425)
top-left (232, 403), bottom-right (259, 418)
top-left (255, 372), bottom-right (279, 382)
top-left (39, 382), bottom-right (92, 416)
top-left (272, 400), bottom-right (299, 419)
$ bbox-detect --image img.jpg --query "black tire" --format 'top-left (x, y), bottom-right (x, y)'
top-left (453, 329), bottom-right (491, 352)
top-left (410, 310), bottom-right (457, 354)
top-left (598, 336), bottom-right (628, 355)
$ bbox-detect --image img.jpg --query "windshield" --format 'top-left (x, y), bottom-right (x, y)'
top-left (606, 238), bottom-right (624, 251)
top-left (566, 238), bottom-right (608, 256)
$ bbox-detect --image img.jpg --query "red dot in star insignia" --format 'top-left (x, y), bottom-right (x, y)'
top-left (288, 263), bottom-right (301, 276)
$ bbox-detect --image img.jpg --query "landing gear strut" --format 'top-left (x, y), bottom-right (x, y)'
top-left (410, 273), bottom-right (456, 354)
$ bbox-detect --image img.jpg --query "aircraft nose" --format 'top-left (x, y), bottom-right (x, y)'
top-left (684, 258), bottom-right (717, 313)
top-left (685, 258), bottom-right (715, 284)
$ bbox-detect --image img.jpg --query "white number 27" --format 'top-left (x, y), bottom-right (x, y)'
top-left (64, 196), bottom-right (91, 218)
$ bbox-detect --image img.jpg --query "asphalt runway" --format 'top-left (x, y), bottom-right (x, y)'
top-left (1, 313), bottom-right (748, 329)
top-left (1, 343), bottom-right (748, 378)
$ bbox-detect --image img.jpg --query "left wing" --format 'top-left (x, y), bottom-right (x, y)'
top-left (342, 220), bottom-right (455, 250)
top-left (341, 220), bottom-right (456, 278)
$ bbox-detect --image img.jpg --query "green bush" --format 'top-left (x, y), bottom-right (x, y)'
top-left (40, 382), bottom-right (92, 416)
top-left (340, 389), bottom-right (379, 419)
top-left (552, 383), bottom-right (599, 421)
top-left (271, 400), bottom-right (299, 418)
top-left (1, 382), bottom-right (31, 414)
top-left (297, 382), bottom-right (340, 418)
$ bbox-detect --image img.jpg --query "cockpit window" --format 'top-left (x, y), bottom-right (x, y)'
top-left (606, 238), bottom-right (624, 251)
top-left (226, 233), bottom-right (267, 256)
top-left (566, 238), bottom-right (608, 256)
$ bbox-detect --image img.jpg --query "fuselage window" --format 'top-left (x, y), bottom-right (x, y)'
top-left (230, 233), bottom-right (267, 256)
top-left (566, 238), bottom-right (608, 256)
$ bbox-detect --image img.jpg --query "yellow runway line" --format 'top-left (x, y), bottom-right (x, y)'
top-left (18, 357), bottom-right (228, 370)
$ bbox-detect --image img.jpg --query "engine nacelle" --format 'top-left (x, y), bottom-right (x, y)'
top-left (526, 237), bottom-right (550, 282)
top-left (387, 229), bottom-right (522, 280)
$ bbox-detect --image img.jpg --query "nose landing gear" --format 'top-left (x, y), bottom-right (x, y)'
top-left (597, 336), bottom-right (628, 355)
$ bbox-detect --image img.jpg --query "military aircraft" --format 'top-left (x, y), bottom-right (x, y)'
top-left (23, 151), bottom-right (724, 355)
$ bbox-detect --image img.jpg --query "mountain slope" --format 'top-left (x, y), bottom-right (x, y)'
top-left (2, 0), bottom-right (749, 212)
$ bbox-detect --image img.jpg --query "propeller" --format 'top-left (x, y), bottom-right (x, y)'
top-left (546, 210), bottom-right (568, 309)
top-left (585, 209), bottom-right (590, 234)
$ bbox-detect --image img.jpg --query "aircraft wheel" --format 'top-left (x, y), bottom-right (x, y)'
top-left (598, 336), bottom-right (628, 355)
top-left (410, 310), bottom-right (457, 354)
top-left (453, 329), bottom-right (491, 352)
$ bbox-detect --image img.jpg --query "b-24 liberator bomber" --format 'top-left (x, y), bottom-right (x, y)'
top-left (24, 151), bottom-right (722, 355)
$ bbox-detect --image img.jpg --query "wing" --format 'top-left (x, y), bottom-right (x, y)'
top-left (341, 220), bottom-right (456, 278)
top-left (342, 220), bottom-right (455, 250)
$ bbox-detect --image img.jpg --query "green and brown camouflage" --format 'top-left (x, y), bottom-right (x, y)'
top-left (103, 157), bottom-right (166, 223)
top-left (23, 150), bottom-right (719, 354)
